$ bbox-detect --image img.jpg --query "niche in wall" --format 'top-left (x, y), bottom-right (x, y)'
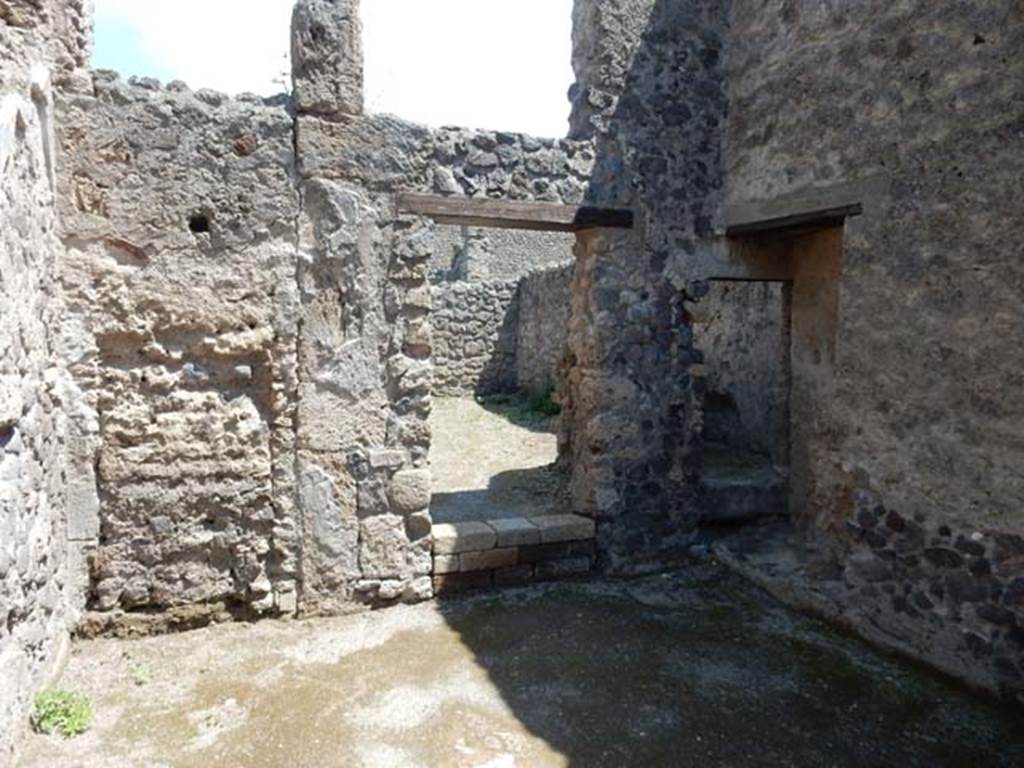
top-left (693, 278), bottom-right (792, 527)
top-left (706, 224), bottom-right (844, 525)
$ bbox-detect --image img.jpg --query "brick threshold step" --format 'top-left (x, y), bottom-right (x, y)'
top-left (431, 514), bottom-right (596, 594)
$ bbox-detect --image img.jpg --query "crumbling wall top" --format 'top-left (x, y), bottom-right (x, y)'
top-left (1, 0), bottom-right (93, 90)
top-left (292, 0), bottom-right (363, 119)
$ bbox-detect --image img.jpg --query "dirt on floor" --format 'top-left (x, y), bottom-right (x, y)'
top-left (16, 566), bottom-right (1024, 768)
top-left (429, 396), bottom-right (562, 524)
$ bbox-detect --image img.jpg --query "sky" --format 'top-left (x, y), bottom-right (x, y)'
top-left (92, 0), bottom-right (575, 137)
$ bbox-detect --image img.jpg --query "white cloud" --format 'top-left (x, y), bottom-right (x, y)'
top-left (362, 0), bottom-right (575, 137)
top-left (93, 0), bottom-right (574, 136)
top-left (94, 0), bottom-right (293, 95)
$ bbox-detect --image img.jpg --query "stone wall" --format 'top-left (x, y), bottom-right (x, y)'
top-left (430, 264), bottom-right (573, 399)
top-left (693, 280), bottom-right (789, 468)
top-left (517, 264), bottom-right (573, 397)
top-left (4, 0), bottom-right (1019, 714)
top-left (431, 280), bottom-right (519, 397)
top-left (725, 0), bottom-right (1024, 695)
top-left (56, 73), bottom-right (303, 624)
top-left (26, 0), bottom-right (600, 636)
top-left (563, 0), bottom-right (1024, 694)
top-left (0, 0), bottom-right (92, 88)
top-left (0, 0), bottom-right (92, 759)
top-left (560, 0), bottom-right (727, 570)
top-left (428, 220), bottom-right (574, 399)
top-left (296, 115), bottom-right (594, 203)
top-left (290, 0), bottom-right (601, 607)
top-left (294, 184), bottom-right (435, 612)
top-left (430, 225), bottom-right (573, 284)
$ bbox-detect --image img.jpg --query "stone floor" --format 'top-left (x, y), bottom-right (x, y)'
top-left (18, 568), bottom-right (1024, 768)
top-left (429, 397), bottom-right (561, 524)
top-left (708, 519), bottom-right (1024, 699)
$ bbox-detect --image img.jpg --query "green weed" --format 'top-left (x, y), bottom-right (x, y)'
top-left (485, 389), bottom-right (562, 428)
top-left (32, 689), bottom-right (93, 738)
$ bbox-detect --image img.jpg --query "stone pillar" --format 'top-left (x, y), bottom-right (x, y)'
top-left (291, 0), bottom-right (364, 118)
top-left (294, 180), bottom-right (435, 611)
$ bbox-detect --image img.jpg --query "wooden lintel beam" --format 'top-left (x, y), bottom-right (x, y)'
top-left (396, 193), bottom-right (634, 233)
top-left (725, 203), bottom-right (863, 237)
top-left (724, 178), bottom-right (881, 238)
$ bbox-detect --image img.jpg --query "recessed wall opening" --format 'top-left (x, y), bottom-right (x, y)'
top-left (428, 224), bottom-right (575, 526)
top-left (707, 223), bottom-right (845, 525)
top-left (693, 279), bottom-right (791, 524)
top-left (188, 213), bottom-right (211, 233)
top-left (397, 195), bottom-right (633, 584)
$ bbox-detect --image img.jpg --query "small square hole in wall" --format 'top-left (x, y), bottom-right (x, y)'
top-left (188, 213), bottom-right (211, 234)
top-left (361, 0), bottom-right (574, 137)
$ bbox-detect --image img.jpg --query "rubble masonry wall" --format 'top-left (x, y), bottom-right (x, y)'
top-left (0, 0), bottom-right (92, 758)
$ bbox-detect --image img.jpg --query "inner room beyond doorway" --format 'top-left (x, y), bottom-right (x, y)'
top-left (426, 224), bottom-right (574, 525)
top-left (429, 396), bottom-right (562, 524)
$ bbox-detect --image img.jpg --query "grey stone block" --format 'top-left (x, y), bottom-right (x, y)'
top-left (389, 469), bottom-right (431, 514)
top-left (518, 542), bottom-right (572, 564)
top-left (489, 517), bottom-right (541, 547)
top-left (432, 521), bottom-right (497, 555)
top-left (433, 554), bottom-right (459, 575)
top-left (460, 548), bottom-right (518, 573)
top-left (530, 514), bottom-right (596, 544)
top-left (291, 0), bottom-right (363, 118)
top-left (368, 449), bottom-right (405, 469)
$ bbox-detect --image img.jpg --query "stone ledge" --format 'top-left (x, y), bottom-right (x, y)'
top-left (489, 517), bottom-right (541, 547)
top-left (432, 521), bottom-right (497, 554)
top-left (460, 547), bottom-right (518, 572)
top-left (431, 513), bottom-right (594, 559)
top-left (430, 513), bottom-right (597, 593)
top-left (530, 514), bottom-right (595, 544)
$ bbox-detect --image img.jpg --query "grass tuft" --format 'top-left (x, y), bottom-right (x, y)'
top-left (526, 388), bottom-right (561, 418)
top-left (32, 689), bottom-right (93, 738)
top-left (483, 388), bottom-right (562, 428)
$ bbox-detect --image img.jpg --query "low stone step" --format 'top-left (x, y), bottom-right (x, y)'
top-left (432, 514), bottom-right (594, 556)
top-left (701, 472), bottom-right (788, 524)
top-left (431, 514), bottom-right (597, 593)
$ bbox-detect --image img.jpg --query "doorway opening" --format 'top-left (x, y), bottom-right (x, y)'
top-left (427, 224), bottom-right (575, 526)
top-left (700, 223), bottom-right (844, 525)
top-left (694, 279), bottom-right (791, 524)
top-left (396, 194), bottom-right (634, 588)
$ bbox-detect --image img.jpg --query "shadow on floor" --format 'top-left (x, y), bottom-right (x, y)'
top-left (436, 569), bottom-right (1024, 768)
top-left (430, 464), bottom-right (562, 524)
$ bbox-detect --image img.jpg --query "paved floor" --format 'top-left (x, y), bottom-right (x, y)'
top-left (429, 397), bottom-right (560, 523)
top-left (18, 567), bottom-right (1023, 768)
